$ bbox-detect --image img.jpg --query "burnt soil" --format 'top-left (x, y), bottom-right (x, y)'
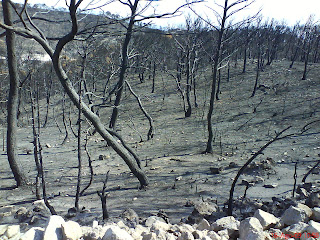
top-left (0, 60), bottom-right (320, 226)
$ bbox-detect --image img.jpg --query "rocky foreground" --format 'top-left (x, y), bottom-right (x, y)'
top-left (1, 191), bottom-right (320, 240)
top-left (0, 193), bottom-right (320, 240)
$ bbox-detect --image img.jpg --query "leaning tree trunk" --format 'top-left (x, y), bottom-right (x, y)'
top-left (0, 0), bottom-right (149, 188)
top-left (3, 0), bottom-right (28, 186)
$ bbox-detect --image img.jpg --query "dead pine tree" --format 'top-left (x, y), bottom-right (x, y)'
top-left (3, 0), bottom-right (28, 186)
top-left (228, 126), bottom-right (293, 216)
top-left (189, 0), bottom-right (258, 153)
top-left (0, 0), bottom-right (149, 188)
top-left (30, 82), bottom-right (56, 215)
top-left (29, 89), bottom-right (41, 200)
top-left (75, 80), bottom-right (83, 211)
top-left (97, 170), bottom-right (110, 220)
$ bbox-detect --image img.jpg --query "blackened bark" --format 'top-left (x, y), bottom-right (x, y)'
top-left (3, 0), bottom-right (28, 186)
top-left (109, 0), bottom-right (139, 129)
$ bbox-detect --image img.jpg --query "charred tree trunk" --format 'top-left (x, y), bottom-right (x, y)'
top-left (109, 1), bottom-right (138, 129)
top-left (185, 49), bottom-right (192, 117)
top-left (3, 0), bottom-right (28, 186)
top-left (205, 0), bottom-right (227, 153)
top-left (302, 39), bottom-right (311, 80)
top-left (242, 47), bottom-right (247, 73)
top-left (251, 44), bottom-right (261, 98)
top-left (0, 0), bottom-right (149, 188)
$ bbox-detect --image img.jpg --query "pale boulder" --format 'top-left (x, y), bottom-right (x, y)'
top-left (239, 217), bottom-right (264, 240)
top-left (6, 225), bottom-right (20, 238)
top-left (197, 218), bottom-right (211, 231)
top-left (19, 227), bottom-right (44, 240)
top-left (306, 220), bottom-right (320, 236)
top-left (282, 222), bottom-right (308, 236)
top-left (62, 221), bottom-right (82, 240)
top-left (150, 221), bottom-right (171, 232)
top-left (102, 225), bottom-right (133, 240)
top-left (207, 231), bottom-right (222, 240)
top-left (281, 206), bottom-right (310, 226)
top-left (254, 209), bottom-right (279, 229)
top-left (211, 216), bottom-right (239, 232)
top-left (43, 215), bottom-right (66, 240)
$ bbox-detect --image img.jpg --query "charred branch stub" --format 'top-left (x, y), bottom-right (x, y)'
top-left (97, 170), bottom-right (110, 220)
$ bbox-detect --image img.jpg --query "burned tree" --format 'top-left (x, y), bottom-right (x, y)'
top-left (3, 0), bottom-right (28, 186)
top-left (0, 0), bottom-right (149, 187)
top-left (188, 0), bottom-right (257, 153)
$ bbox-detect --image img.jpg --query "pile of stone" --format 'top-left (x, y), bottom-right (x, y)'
top-left (1, 193), bottom-right (320, 240)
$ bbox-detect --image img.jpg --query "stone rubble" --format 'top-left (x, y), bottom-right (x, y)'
top-left (0, 193), bottom-right (320, 240)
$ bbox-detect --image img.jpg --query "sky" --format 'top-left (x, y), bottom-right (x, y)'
top-left (11, 0), bottom-right (320, 27)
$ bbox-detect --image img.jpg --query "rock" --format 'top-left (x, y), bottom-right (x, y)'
top-left (92, 221), bottom-right (99, 228)
top-left (191, 230), bottom-right (204, 239)
top-left (300, 233), bottom-right (318, 240)
top-left (242, 231), bottom-right (270, 240)
top-left (201, 236), bottom-right (213, 240)
top-left (144, 216), bottom-right (166, 227)
top-left (0, 225), bottom-right (8, 236)
top-left (210, 167), bottom-right (223, 174)
top-left (239, 217), bottom-right (264, 240)
top-left (20, 227), bottom-right (44, 240)
top-left (81, 226), bottom-right (105, 240)
top-left (228, 162), bottom-right (237, 168)
top-left (197, 218), bottom-right (210, 231)
top-left (5, 225), bottom-right (20, 238)
top-left (117, 221), bottom-right (129, 232)
top-left (305, 193), bottom-right (320, 208)
top-left (141, 232), bottom-right (157, 240)
top-left (297, 203), bottom-right (312, 218)
top-left (281, 206), bottom-right (310, 226)
top-left (282, 222), bottom-right (308, 236)
top-left (312, 207), bottom-right (320, 221)
top-left (32, 200), bottom-right (50, 213)
top-left (128, 225), bottom-right (146, 240)
top-left (306, 220), bottom-right (320, 235)
top-left (102, 225), bottom-right (133, 240)
top-left (43, 215), bottom-right (66, 240)
top-left (217, 229), bottom-right (230, 239)
top-left (156, 229), bottom-right (175, 240)
top-left (65, 207), bottom-right (77, 219)
top-left (211, 216), bottom-right (239, 232)
top-left (207, 231), bottom-right (222, 240)
top-left (177, 230), bottom-right (195, 240)
top-left (62, 221), bottom-right (82, 240)
top-left (15, 207), bottom-right (30, 222)
top-left (150, 221), bottom-right (171, 232)
top-left (0, 206), bottom-right (14, 217)
top-left (253, 209), bottom-right (279, 229)
top-left (189, 202), bottom-right (217, 223)
top-left (45, 143), bottom-right (51, 148)
top-left (121, 209), bottom-right (139, 225)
